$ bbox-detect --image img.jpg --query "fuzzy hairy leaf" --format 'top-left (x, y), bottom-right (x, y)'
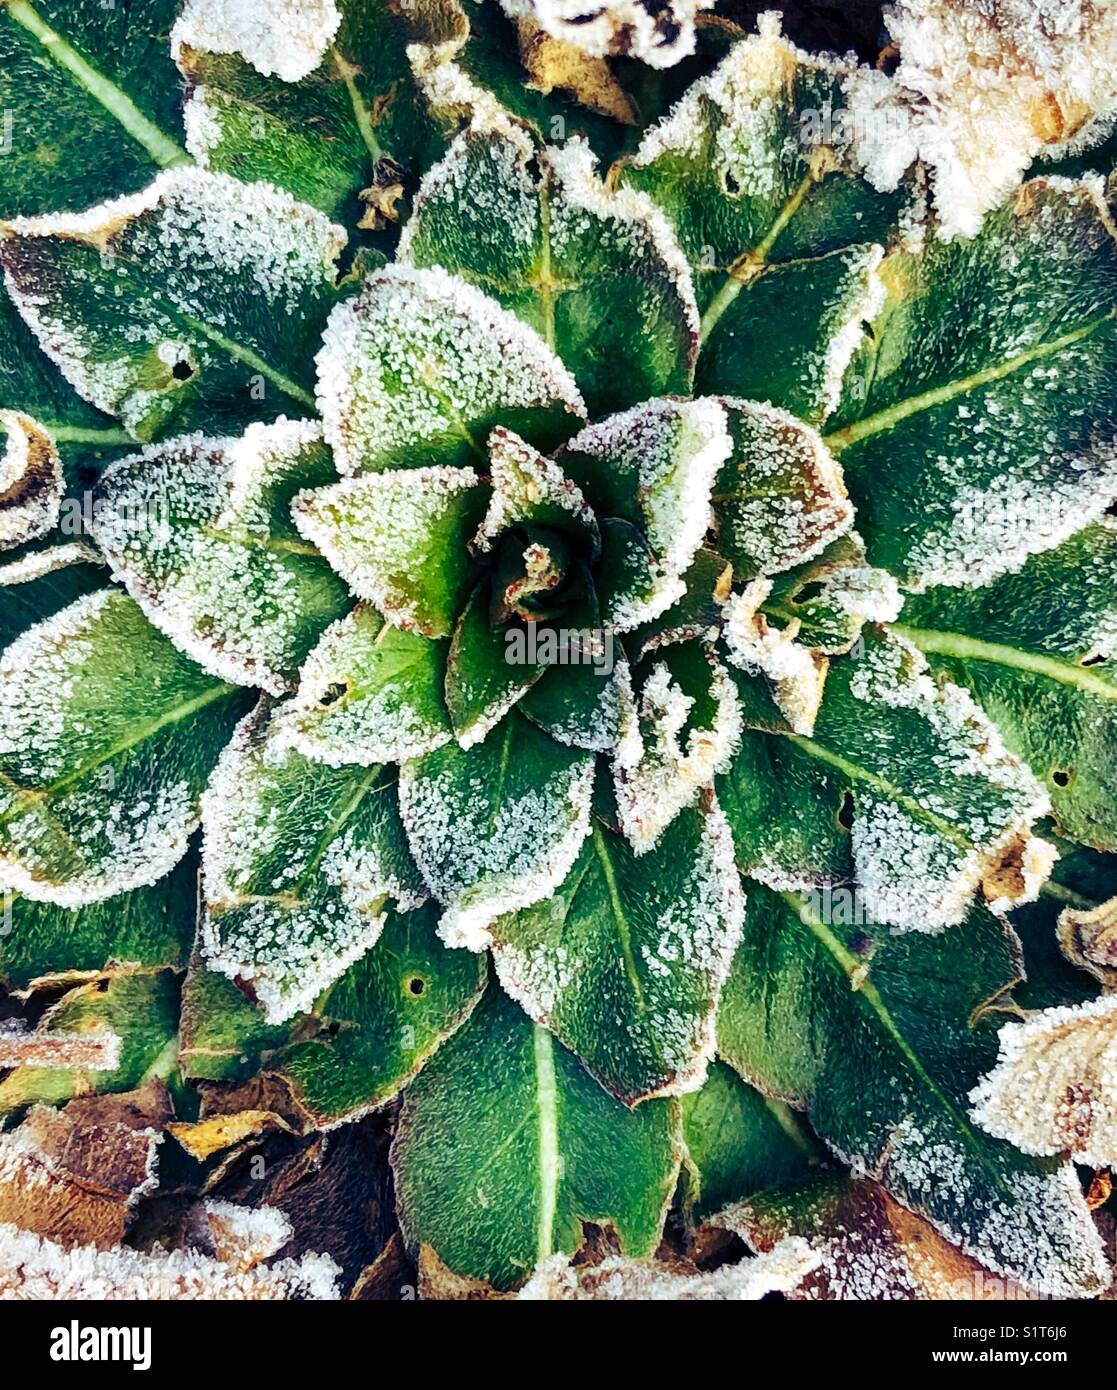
top-left (400, 121), bottom-right (697, 416)
top-left (0, 589), bottom-right (249, 904)
top-left (92, 421), bottom-right (350, 694)
top-left (490, 796), bottom-right (742, 1104)
top-left (718, 628), bottom-right (1051, 932)
top-left (0, 0), bottom-right (188, 220)
top-left (391, 986), bottom-right (682, 1291)
top-left (896, 519), bottom-right (1117, 852)
top-left (717, 882), bottom-right (1109, 1297)
top-left (2, 168), bottom-right (347, 441)
top-left (829, 178), bottom-right (1117, 588)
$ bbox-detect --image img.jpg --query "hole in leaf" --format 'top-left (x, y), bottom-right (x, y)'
top-left (792, 580), bottom-right (825, 605)
top-left (317, 682), bottom-right (348, 708)
top-left (406, 976), bottom-right (426, 997)
top-left (837, 791), bottom-right (855, 830)
top-left (723, 170), bottom-right (741, 197)
top-left (1051, 768), bottom-right (1072, 788)
top-left (1081, 653), bottom-right (1105, 667)
top-left (171, 359), bottom-right (195, 382)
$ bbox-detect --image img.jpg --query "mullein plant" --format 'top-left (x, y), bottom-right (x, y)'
top-left (0, 0), bottom-right (1115, 1300)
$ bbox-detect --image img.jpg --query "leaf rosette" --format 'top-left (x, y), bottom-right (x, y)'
top-left (0, 0), bottom-right (1115, 1300)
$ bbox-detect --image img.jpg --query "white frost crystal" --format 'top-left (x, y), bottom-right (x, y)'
top-left (172, 0), bottom-right (341, 83)
top-left (971, 994), bottom-right (1117, 1167)
top-left (847, 0), bottom-right (1117, 236)
top-left (498, 0), bottom-right (715, 69)
top-left (0, 413), bottom-right (63, 551)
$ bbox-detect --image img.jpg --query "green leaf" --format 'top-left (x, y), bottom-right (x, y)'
top-left (399, 711), bottom-right (595, 948)
top-left (92, 421), bottom-right (350, 694)
top-left (273, 902), bottom-right (487, 1125)
top-left (0, 540), bottom-right (105, 649)
top-left (0, 968), bottom-right (180, 1118)
top-left (400, 121), bottom-right (697, 416)
top-left (201, 701), bottom-right (426, 1023)
top-left (621, 23), bottom-right (901, 422)
top-left (2, 167), bottom-right (348, 441)
top-left (680, 1059), bottom-right (822, 1223)
top-left (0, 852), bottom-right (197, 991)
top-left (561, 397), bottom-right (731, 629)
top-left (717, 882), bottom-right (1109, 1297)
top-left (275, 604), bottom-right (453, 766)
top-left (292, 464), bottom-right (488, 639)
top-left (895, 520), bottom-right (1117, 852)
top-left (714, 399), bottom-right (853, 578)
top-left (0, 0), bottom-right (188, 220)
top-left (0, 589), bottom-right (249, 904)
top-left (176, 0), bottom-right (445, 225)
top-left (717, 627), bottom-right (1052, 931)
top-left (754, 534), bottom-right (903, 657)
top-left (391, 985), bottom-right (682, 1291)
top-left (315, 263), bottom-right (586, 475)
top-left (828, 178), bottom-right (1117, 588)
top-left (490, 795), bottom-right (742, 1104)
top-left (473, 426), bottom-right (598, 557)
top-left (179, 951), bottom-right (290, 1084)
top-left (615, 642), bottom-right (742, 850)
top-left (444, 581), bottom-right (546, 742)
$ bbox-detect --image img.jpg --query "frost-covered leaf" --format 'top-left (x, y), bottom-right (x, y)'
top-left (0, 1223), bottom-right (339, 1300)
top-left (0, 970), bottom-right (179, 1118)
top-left (399, 711), bottom-right (595, 948)
top-left (444, 581), bottom-right (546, 744)
top-left (970, 995), bottom-right (1117, 1168)
top-left (490, 792), bottom-right (742, 1103)
top-left (292, 465), bottom-right (487, 639)
top-left (896, 520), bottom-right (1117, 852)
top-left (391, 987), bottom-right (682, 1292)
top-left (92, 420), bottom-right (350, 695)
top-left (615, 643), bottom-right (741, 851)
top-left (176, 0), bottom-right (445, 223)
top-left (622, 18), bottom-right (901, 423)
top-left (847, 0), bottom-right (1117, 239)
top-left (273, 605), bottom-right (453, 766)
top-left (179, 952), bottom-right (290, 1084)
top-left (519, 643), bottom-right (633, 753)
top-left (717, 881), bottom-right (1110, 1297)
top-left (0, 853), bottom-right (196, 992)
top-left (714, 399), bottom-right (853, 578)
top-left (718, 627), bottom-right (1053, 932)
top-left (0, 1089), bottom-right (169, 1249)
top-left (0, 0), bottom-right (188, 220)
top-left (829, 178), bottom-right (1117, 589)
top-left (315, 263), bottom-right (585, 476)
top-left (473, 427), bottom-right (598, 557)
top-left (2, 168), bottom-right (348, 441)
top-left (498, 0), bottom-right (713, 69)
top-left (720, 1173), bottom-right (1038, 1301)
top-left (272, 902), bottom-right (488, 1125)
top-left (201, 702), bottom-right (426, 1023)
top-left (0, 589), bottom-right (249, 904)
top-left (560, 397), bottom-right (730, 630)
top-left (0, 412), bottom-right (62, 551)
top-left (518, 1240), bottom-right (818, 1301)
top-left (1059, 892), bottom-right (1117, 992)
top-left (755, 534), bottom-right (904, 658)
top-left (400, 122), bottom-right (697, 415)
top-left (721, 579), bottom-right (829, 738)
top-left (681, 1059), bottom-right (822, 1224)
